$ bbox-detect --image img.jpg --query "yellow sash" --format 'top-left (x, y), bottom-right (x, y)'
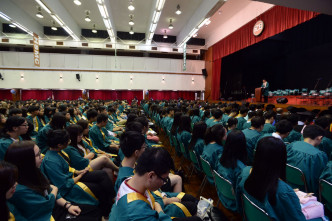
top-left (33, 116), bottom-right (39, 132)
top-left (171, 202), bottom-right (192, 217)
top-left (127, 190), bottom-right (155, 210)
top-left (99, 128), bottom-right (106, 141)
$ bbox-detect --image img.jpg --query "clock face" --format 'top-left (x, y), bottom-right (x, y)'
top-left (253, 20), bottom-right (264, 36)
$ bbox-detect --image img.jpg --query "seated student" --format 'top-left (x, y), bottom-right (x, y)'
top-left (284, 114), bottom-right (302, 143)
top-left (275, 108), bottom-right (283, 123)
top-left (5, 141), bottom-right (101, 220)
top-left (208, 109), bottom-right (223, 128)
top-left (69, 107), bottom-right (80, 124)
top-left (0, 161), bottom-right (18, 221)
top-left (86, 109), bottom-right (98, 129)
top-left (36, 112), bottom-right (67, 154)
top-left (26, 105), bottom-right (44, 136)
top-left (163, 107), bottom-right (175, 132)
top-left (236, 137), bottom-right (306, 220)
top-left (320, 161), bottom-right (332, 183)
top-left (242, 116), bottom-right (264, 165)
top-left (65, 124), bottom-right (119, 181)
top-left (315, 116), bottom-right (332, 160)
top-left (110, 147), bottom-right (201, 221)
top-left (257, 120), bottom-right (293, 143)
top-left (226, 117), bottom-right (238, 135)
top-left (43, 106), bottom-right (56, 124)
top-left (176, 115), bottom-right (192, 159)
top-left (287, 125), bottom-right (328, 194)
top-left (190, 108), bottom-right (201, 125)
top-left (40, 129), bottom-right (115, 217)
top-left (236, 106), bottom-right (248, 130)
top-left (261, 111), bottom-right (276, 134)
top-left (242, 111), bottom-right (256, 130)
top-left (215, 130), bottom-right (246, 212)
top-left (0, 116), bottom-right (28, 160)
top-left (8, 108), bottom-right (22, 117)
top-left (89, 114), bottom-right (119, 154)
top-left (135, 116), bottom-right (162, 148)
top-left (201, 124), bottom-right (227, 184)
top-left (99, 106), bottom-right (123, 136)
top-left (188, 122), bottom-right (207, 170)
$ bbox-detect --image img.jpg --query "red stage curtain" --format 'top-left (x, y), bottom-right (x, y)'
top-left (89, 90), bottom-right (117, 100)
top-left (211, 6), bottom-right (319, 99)
top-left (118, 91), bottom-right (143, 104)
top-left (149, 91), bottom-right (195, 100)
top-left (53, 90), bottom-right (82, 100)
top-left (21, 90), bottom-right (53, 101)
top-left (211, 59), bottom-right (222, 100)
top-left (0, 89), bottom-right (13, 100)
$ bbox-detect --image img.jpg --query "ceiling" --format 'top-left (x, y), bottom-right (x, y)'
top-left (0, 0), bottom-right (331, 48)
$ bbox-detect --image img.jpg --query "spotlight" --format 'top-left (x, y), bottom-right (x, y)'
top-left (92, 24), bottom-right (97, 33)
top-left (168, 19), bottom-right (173, 29)
top-left (85, 11), bottom-right (91, 22)
top-left (9, 24), bottom-right (16, 28)
top-left (36, 6), bottom-right (43, 18)
top-left (128, 0), bottom-right (135, 11)
top-left (163, 30), bottom-right (167, 39)
top-left (129, 27), bottom-right (134, 35)
top-left (73, 0), bottom-right (81, 5)
top-left (129, 15), bottom-right (134, 25)
top-left (175, 4), bottom-right (181, 15)
top-left (51, 21), bottom-right (57, 31)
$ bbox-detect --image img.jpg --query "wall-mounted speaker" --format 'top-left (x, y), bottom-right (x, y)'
top-left (202, 69), bottom-right (208, 77)
top-left (76, 74), bottom-right (81, 81)
top-left (0, 73), bottom-right (3, 80)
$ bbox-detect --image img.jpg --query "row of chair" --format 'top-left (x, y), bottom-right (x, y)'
top-left (166, 129), bottom-right (332, 220)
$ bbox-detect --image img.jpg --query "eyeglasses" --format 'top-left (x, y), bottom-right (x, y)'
top-left (20, 124), bottom-right (29, 127)
top-left (156, 173), bottom-right (168, 184)
top-left (35, 150), bottom-right (41, 158)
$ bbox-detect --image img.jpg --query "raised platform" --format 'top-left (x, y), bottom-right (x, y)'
top-left (246, 95), bottom-right (332, 106)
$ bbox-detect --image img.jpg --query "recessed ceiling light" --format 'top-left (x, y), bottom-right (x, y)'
top-left (129, 26), bottom-right (134, 35)
top-left (128, 0), bottom-right (135, 11)
top-left (73, 0), bottom-right (81, 5)
top-left (169, 19), bottom-right (173, 29)
top-left (175, 4), bottom-right (181, 15)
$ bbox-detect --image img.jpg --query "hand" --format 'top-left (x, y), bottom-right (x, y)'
top-left (68, 205), bottom-right (81, 216)
top-left (163, 197), bottom-right (180, 205)
top-left (76, 169), bottom-right (88, 175)
top-left (154, 202), bottom-right (163, 213)
top-left (50, 185), bottom-right (58, 196)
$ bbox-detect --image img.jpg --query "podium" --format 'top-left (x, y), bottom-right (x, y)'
top-left (255, 88), bottom-right (262, 102)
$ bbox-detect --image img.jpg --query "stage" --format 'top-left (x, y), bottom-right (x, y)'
top-left (246, 95), bottom-right (332, 107)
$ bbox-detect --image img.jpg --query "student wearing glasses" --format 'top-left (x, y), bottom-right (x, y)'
top-left (0, 116), bottom-right (29, 160)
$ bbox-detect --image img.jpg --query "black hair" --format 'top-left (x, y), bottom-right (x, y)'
top-left (77, 119), bottom-right (89, 130)
top-left (66, 124), bottom-right (84, 155)
top-left (48, 112), bottom-right (66, 130)
top-left (247, 111), bottom-right (257, 119)
top-left (170, 112), bottom-right (182, 135)
top-left (0, 161), bottom-right (18, 221)
top-left (58, 104), bottom-right (68, 112)
top-left (47, 129), bottom-right (70, 148)
top-left (120, 131), bottom-right (145, 158)
top-left (68, 108), bottom-right (75, 118)
top-left (204, 124), bottom-right (226, 146)
top-left (315, 117), bottom-right (332, 130)
top-left (226, 117), bottom-right (238, 128)
top-left (202, 110), bottom-right (211, 121)
top-left (87, 109), bottom-right (98, 120)
top-left (244, 137), bottom-right (286, 206)
top-left (135, 147), bottom-right (174, 176)
top-left (2, 116), bottom-right (26, 135)
top-left (8, 108), bottom-right (22, 116)
top-left (188, 122), bottom-right (207, 150)
top-left (287, 114), bottom-right (299, 126)
top-left (213, 109), bottom-right (223, 120)
top-left (220, 130), bottom-right (247, 169)
top-left (135, 116), bottom-right (149, 128)
top-left (264, 111), bottom-right (276, 120)
top-left (96, 113), bottom-right (108, 123)
top-left (303, 125), bottom-right (325, 139)
top-left (251, 116), bottom-right (265, 128)
top-left (166, 107), bottom-right (174, 114)
top-left (44, 107), bottom-right (55, 119)
top-left (275, 120), bottom-right (293, 134)
top-left (5, 141), bottom-right (50, 196)
top-left (27, 105), bottom-right (39, 113)
top-left (239, 106), bottom-right (249, 115)
top-left (178, 115), bottom-right (191, 133)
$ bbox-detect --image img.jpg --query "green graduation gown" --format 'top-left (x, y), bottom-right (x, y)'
top-left (8, 184), bottom-right (56, 220)
top-left (242, 121), bottom-right (251, 130)
top-left (89, 125), bottom-right (113, 152)
top-left (215, 160), bottom-right (245, 212)
top-left (236, 167), bottom-right (305, 221)
top-left (242, 128), bottom-right (262, 164)
top-left (40, 150), bottom-right (98, 206)
top-left (287, 141), bottom-right (328, 194)
top-left (63, 145), bottom-right (90, 170)
top-left (0, 137), bottom-right (22, 160)
top-left (114, 167), bottom-right (134, 193)
top-left (193, 138), bottom-right (205, 170)
top-left (320, 161), bottom-right (332, 183)
top-left (261, 123), bottom-right (276, 134)
top-left (317, 137), bottom-right (332, 160)
top-left (177, 131), bottom-right (192, 159)
top-left (36, 124), bottom-right (52, 154)
top-left (236, 117), bottom-right (246, 130)
top-left (283, 129), bottom-right (302, 144)
top-left (201, 143), bottom-right (223, 184)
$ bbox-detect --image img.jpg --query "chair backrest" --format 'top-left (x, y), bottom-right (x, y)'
top-left (213, 170), bottom-right (235, 200)
top-left (285, 164), bottom-right (308, 192)
top-left (242, 194), bottom-right (271, 221)
top-left (179, 141), bottom-right (186, 155)
top-left (319, 179), bottom-right (332, 213)
top-left (189, 150), bottom-right (198, 164)
top-left (200, 156), bottom-right (213, 178)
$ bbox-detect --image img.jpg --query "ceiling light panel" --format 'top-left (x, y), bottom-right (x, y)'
top-left (0, 12), bottom-right (32, 35)
top-left (35, 0), bottom-right (51, 14)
